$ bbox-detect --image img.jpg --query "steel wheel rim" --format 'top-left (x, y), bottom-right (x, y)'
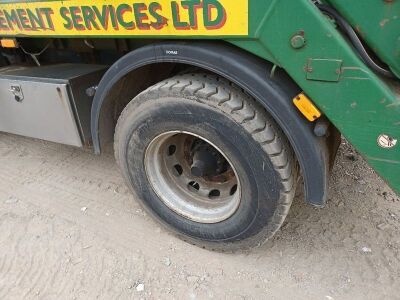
top-left (144, 131), bottom-right (241, 224)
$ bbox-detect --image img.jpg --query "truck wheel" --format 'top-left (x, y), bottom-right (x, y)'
top-left (114, 73), bottom-right (298, 251)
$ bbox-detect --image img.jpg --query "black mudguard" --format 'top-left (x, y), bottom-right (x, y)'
top-left (91, 41), bottom-right (330, 207)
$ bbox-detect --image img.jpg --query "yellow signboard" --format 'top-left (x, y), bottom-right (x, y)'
top-left (0, 0), bottom-right (248, 37)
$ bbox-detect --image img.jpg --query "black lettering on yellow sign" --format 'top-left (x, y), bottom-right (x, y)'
top-left (0, 0), bottom-right (227, 33)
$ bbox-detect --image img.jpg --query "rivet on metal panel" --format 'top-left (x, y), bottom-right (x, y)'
top-left (291, 31), bottom-right (306, 49)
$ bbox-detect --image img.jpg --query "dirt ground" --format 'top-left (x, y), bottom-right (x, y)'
top-left (0, 132), bottom-right (399, 300)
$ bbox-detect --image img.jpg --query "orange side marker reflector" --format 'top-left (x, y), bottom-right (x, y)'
top-left (1, 38), bottom-right (18, 48)
top-left (293, 93), bottom-right (321, 122)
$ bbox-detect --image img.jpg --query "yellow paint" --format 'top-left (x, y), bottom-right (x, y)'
top-left (0, 0), bottom-right (248, 37)
top-left (1, 38), bottom-right (18, 48)
top-left (293, 93), bottom-right (322, 122)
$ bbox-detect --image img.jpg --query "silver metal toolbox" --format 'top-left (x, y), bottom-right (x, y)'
top-left (0, 64), bottom-right (107, 147)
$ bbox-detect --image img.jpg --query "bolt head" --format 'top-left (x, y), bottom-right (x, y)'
top-left (291, 35), bottom-right (306, 49)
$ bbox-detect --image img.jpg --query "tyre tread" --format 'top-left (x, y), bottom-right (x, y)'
top-left (114, 73), bottom-right (299, 251)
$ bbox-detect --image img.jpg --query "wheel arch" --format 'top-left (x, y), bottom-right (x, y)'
top-left (91, 41), bottom-right (334, 207)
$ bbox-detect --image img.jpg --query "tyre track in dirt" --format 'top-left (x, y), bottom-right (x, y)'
top-left (0, 132), bottom-right (399, 299)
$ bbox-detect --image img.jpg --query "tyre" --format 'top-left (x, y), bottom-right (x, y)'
top-left (114, 73), bottom-right (298, 251)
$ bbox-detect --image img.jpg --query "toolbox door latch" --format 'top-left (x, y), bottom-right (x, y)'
top-left (9, 84), bottom-right (24, 102)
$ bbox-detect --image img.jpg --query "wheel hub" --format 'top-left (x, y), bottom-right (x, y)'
top-left (190, 140), bottom-right (227, 178)
top-left (144, 131), bottom-right (241, 224)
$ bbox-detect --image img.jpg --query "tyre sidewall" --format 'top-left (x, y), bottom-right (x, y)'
top-left (117, 96), bottom-right (282, 243)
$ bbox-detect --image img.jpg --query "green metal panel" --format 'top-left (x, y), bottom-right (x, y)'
top-left (325, 0), bottom-right (400, 78)
top-left (231, 0), bottom-right (400, 194)
top-left (306, 58), bottom-right (343, 82)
